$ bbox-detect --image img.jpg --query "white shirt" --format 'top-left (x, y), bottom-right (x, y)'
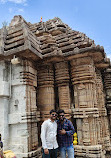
top-left (41, 119), bottom-right (58, 149)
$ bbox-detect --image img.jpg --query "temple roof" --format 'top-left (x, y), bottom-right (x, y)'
top-left (0, 15), bottom-right (110, 68)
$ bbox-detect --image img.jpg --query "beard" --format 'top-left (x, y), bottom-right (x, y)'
top-left (59, 117), bottom-right (65, 121)
top-left (51, 116), bottom-right (56, 120)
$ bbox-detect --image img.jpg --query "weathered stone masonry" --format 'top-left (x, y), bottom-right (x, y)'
top-left (0, 15), bottom-right (111, 158)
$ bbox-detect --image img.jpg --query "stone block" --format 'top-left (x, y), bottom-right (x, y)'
top-left (0, 81), bottom-right (9, 97)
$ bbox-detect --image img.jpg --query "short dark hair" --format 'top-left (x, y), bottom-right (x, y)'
top-left (50, 109), bottom-right (56, 114)
top-left (57, 109), bottom-right (65, 115)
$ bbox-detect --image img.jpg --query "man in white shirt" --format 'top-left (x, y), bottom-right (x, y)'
top-left (41, 109), bottom-right (58, 158)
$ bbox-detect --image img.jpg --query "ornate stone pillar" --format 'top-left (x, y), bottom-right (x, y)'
top-left (103, 68), bottom-right (111, 142)
top-left (37, 63), bottom-right (55, 121)
top-left (70, 56), bottom-right (105, 157)
top-left (0, 61), bottom-right (9, 150)
top-left (23, 60), bottom-right (39, 152)
top-left (54, 61), bottom-right (71, 117)
top-left (8, 59), bottom-right (40, 158)
top-left (95, 68), bottom-right (111, 151)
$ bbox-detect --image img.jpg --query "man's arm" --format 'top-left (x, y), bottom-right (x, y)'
top-left (59, 120), bottom-right (75, 136)
top-left (66, 120), bottom-right (75, 136)
top-left (41, 121), bottom-right (48, 150)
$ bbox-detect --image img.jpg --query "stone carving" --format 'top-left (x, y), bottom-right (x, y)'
top-left (9, 15), bottom-right (25, 26)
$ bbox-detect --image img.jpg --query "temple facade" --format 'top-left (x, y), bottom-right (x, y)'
top-left (0, 15), bottom-right (111, 158)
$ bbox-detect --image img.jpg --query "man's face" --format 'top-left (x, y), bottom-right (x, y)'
top-left (59, 113), bottom-right (65, 121)
top-left (50, 112), bottom-right (57, 120)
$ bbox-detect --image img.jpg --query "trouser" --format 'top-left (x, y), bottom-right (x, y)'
top-left (59, 144), bottom-right (74, 158)
top-left (42, 148), bottom-right (58, 158)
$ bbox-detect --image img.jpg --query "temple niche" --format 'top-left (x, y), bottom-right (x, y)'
top-left (0, 15), bottom-right (111, 158)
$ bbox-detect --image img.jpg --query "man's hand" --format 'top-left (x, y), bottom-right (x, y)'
top-left (59, 129), bottom-right (66, 135)
top-left (44, 148), bottom-right (49, 154)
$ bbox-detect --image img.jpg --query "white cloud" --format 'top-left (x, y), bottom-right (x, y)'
top-left (9, 0), bottom-right (27, 4)
top-left (0, 0), bottom-right (27, 4)
top-left (8, 7), bottom-right (24, 14)
top-left (17, 8), bottom-right (24, 12)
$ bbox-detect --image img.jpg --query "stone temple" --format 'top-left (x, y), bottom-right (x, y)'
top-left (0, 15), bottom-right (111, 158)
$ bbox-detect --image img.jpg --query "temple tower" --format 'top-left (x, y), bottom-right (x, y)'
top-left (0, 15), bottom-right (110, 158)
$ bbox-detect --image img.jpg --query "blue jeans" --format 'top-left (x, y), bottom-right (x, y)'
top-left (59, 144), bottom-right (74, 158)
top-left (42, 148), bottom-right (58, 158)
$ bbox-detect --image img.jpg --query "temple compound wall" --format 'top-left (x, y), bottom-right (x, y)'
top-left (0, 15), bottom-right (111, 158)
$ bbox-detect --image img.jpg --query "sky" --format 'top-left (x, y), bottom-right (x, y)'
top-left (0, 0), bottom-right (111, 60)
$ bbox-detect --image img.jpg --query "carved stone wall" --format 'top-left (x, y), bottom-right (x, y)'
top-left (0, 15), bottom-right (111, 158)
top-left (0, 61), bottom-right (9, 150)
top-left (103, 68), bottom-right (111, 143)
top-left (0, 59), bottom-right (40, 158)
top-left (70, 56), bottom-right (111, 157)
